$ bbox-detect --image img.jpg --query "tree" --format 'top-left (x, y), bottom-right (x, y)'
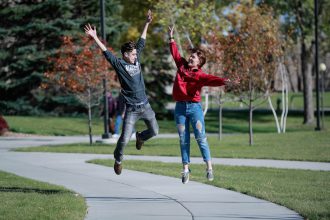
top-left (206, 1), bottom-right (283, 145)
top-left (44, 36), bottom-right (118, 144)
top-left (203, 37), bottom-right (235, 141)
top-left (0, 0), bottom-right (126, 115)
top-left (260, 0), bottom-right (330, 124)
top-left (71, 0), bottom-right (127, 48)
top-left (0, 0), bottom-right (80, 114)
top-left (153, 0), bottom-right (218, 46)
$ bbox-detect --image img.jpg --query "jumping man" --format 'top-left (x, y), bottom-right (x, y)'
top-left (84, 10), bottom-right (159, 175)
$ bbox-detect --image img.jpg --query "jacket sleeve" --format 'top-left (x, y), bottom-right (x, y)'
top-left (136, 38), bottom-right (145, 58)
top-left (103, 50), bottom-right (120, 69)
top-left (169, 41), bottom-right (186, 69)
top-left (198, 73), bottom-right (227, 87)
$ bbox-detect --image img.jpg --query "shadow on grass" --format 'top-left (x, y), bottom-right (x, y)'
top-left (0, 187), bottom-right (67, 194)
top-left (85, 196), bottom-right (170, 202)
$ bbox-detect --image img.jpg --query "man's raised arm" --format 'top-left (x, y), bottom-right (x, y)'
top-left (84, 24), bottom-right (107, 51)
top-left (141, 9), bottom-right (152, 40)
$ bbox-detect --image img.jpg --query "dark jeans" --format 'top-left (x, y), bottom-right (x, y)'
top-left (114, 102), bottom-right (158, 162)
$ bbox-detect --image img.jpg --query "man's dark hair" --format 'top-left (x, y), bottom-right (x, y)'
top-left (190, 48), bottom-right (206, 67)
top-left (121, 41), bottom-right (136, 54)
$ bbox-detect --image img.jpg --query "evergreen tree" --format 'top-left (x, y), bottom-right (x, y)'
top-left (71, 0), bottom-right (127, 47)
top-left (0, 0), bottom-right (74, 114)
top-left (0, 0), bottom-right (127, 115)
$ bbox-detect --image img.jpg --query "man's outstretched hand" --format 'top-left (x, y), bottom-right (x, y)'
top-left (146, 9), bottom-right (153, 23)
top-left (84, 24), bottom-right (97, 39)
top-left (83, 23), bottom-right (107, 51)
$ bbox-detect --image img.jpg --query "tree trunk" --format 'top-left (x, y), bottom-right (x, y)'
top-left (249, 101), bottom-right (253, 146)
top-left (286, 55), bottom-right (298, 92)
top-left (218, 104), bottom-right (222, 141)
top-left (280, 64), bottom-right (286, 131)
top-left (88, 106), bottom-right (93, 145)
top-left (301, 41), bottom-right (314, 124)
top-left (268, 96), bottom-right (281, 133)
top-left (248, 72), bottom-right (254, 146)
top-left (283, 65), bottom-right (289, 133)
top-left (203, 88), bottom-right (209, 116)
top-left (268, 63), bottom-right (289, 134)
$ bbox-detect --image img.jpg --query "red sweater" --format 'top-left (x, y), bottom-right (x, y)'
top-left (170, 41), bottom-right (227, 102)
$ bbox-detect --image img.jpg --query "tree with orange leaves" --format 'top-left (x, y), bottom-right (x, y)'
top-left (205, 2), bottom-right (284, 145)
top-left (44, 35), bottom-right (118, 144)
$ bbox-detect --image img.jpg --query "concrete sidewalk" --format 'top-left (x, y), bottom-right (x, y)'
top-left (0, 136), bottom-right (305, 220)
top-left (123, 155), bottom-right (330, 171)
top-left (1, 135), bottom-right (329, 171)
top-left (0, 151), bottom-right (302, 220)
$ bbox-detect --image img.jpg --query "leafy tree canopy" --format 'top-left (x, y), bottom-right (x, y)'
top-left (0, 0), bottom-right (126, 115)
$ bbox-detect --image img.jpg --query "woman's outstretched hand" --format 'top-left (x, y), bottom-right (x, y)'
top-left (168, 25), bottom-right (175, 39)
top-left (225, 77), bottom-right (240, 88)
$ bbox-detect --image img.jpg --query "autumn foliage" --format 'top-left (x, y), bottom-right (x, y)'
top-left (203, 2), bottom-right (284, 145)
top-left (43, 35), bottom-right (119, 144)
top-left (43, 35), bottom-right (118, 96)
top-left (205, 4), bottom-right (283, 98)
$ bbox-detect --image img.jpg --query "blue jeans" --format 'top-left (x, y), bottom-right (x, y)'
top-left (174, 101), bottom-right (211, 165)
top-left (114, 102), bottom-right (158, 162)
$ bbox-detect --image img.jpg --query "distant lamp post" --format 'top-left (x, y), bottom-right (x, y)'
top-left (314, 0), bottom-right (321, 131)
top-left (100, 0), bottom-right (110, 139)
top-left (320, 63), bottom-right (326, 129)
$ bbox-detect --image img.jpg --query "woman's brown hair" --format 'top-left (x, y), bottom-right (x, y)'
top-left (190, 48), bottom-right (206, 67)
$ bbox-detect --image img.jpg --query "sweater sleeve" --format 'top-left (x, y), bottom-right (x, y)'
top-left (103, 50), bottom-right (120, 68)
top-left (169, 41), bottom-right (186, 69)
top-left (198, 73), bottom-right (227, 87)
top-left (136, 38), bottom-right (145, 58)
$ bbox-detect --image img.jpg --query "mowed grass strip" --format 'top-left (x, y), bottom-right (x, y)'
top-left (0, 170), bottom-right (86, 220)
top-left (16, 131), bottom-right (330, 162)
top-left (88, 159), bottom-right (330, 220)
top-left (4, 113), bottom-right (330, 136)
top-left (3, 115), bottom-right (177, 135)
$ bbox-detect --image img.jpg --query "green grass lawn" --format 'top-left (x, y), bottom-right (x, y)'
top-left (3, 105), bottom-right (330, 220)
top-left (4, 106), bottom-right (330, 136)
top-left (207, 91), bottom-right (330, 110)
top-left (204, 112), bottom-right (329, 133)
top-left (89, 159), bottom-right (330, 220)
top-left (0, 170), bottom-right (86, 220)
top-left (16, 131), bottom-right (330, 162)
top-left (3, 115), bottom-right (177, 135)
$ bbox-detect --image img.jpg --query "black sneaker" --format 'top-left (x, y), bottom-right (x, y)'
top-left (136, 132), bottom-right (144, 150)
top-left (114, 161), bottom-right (122, 175)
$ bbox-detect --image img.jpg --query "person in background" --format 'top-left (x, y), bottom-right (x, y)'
top-left (107, 92), bottom-right (117, 134)
top-left (113, 93), bottom-right (126, 138)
